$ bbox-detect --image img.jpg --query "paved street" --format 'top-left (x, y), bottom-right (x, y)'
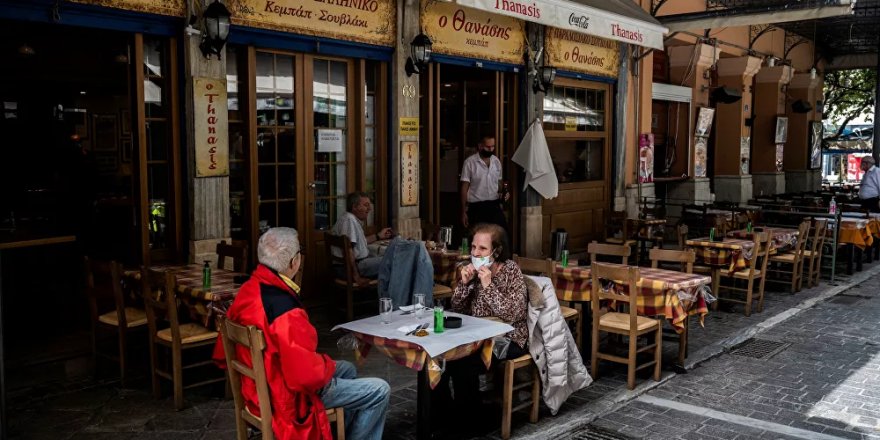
top-left (8, 263), bottom-right (880, 440)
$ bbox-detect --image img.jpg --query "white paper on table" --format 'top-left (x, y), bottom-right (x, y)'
top-left (332, 311), bottom-right (513, 359)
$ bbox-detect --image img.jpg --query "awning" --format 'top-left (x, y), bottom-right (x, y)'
top-left (448, 0), bottom-right (669, 50)
top-left (659, 1), bottom-right (854, 33)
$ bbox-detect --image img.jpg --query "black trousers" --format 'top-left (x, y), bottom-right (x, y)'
top-left (861, 197), bottom-right (880, 213)
top-left (467, 199), bottom-right (509, 232)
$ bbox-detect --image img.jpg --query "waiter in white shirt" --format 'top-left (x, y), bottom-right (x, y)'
top-left (460, 135), bottom-right (509, 232)
top-left (859, 156), bottom-right (880, 212)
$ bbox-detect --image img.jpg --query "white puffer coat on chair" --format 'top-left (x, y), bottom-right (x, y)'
top-left (525, 275), bottom-right (591, 414)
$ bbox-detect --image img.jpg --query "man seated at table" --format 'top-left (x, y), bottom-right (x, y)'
top-left (213, 227), bottom-right (390, 440)
top-left (432, 223), bottom-right (528, 434)
top-left (331, 192), bottom-right (393, 283)
top-left (859, 156), bottom-right (880, 213)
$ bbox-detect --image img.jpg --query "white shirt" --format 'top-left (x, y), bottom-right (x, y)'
top-left (460, 153), bottom-right (502, 203)
top-left (331, 212), bottom-right (370, 260)
top-left (860, 165), bottom-right (880, 199)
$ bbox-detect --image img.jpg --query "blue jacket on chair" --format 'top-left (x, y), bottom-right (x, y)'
top-left (378, 237), bottom-right (435, 308)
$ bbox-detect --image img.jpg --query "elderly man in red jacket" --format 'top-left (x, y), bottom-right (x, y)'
top-left (214, 227), bottom-right (389, 440)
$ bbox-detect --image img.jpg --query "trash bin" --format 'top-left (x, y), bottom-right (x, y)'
top-left (550, 229), bottom-right (568, 261)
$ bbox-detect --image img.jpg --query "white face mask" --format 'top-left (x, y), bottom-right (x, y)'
top-left (471, 255), bottom-right (492, 270)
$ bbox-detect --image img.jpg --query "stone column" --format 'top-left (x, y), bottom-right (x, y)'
top-left (183, 32), bottom-right (229, 265)
top-left (752, 65), bottom-right (793, 196)
top-left (391, 0), bottom-right (421, 240)
top-left (664, 44), bottom-right (717, 222)
top-left (712, 56), bottom-right (761, 204)
top-left (785, 72), bottom-right (822, 192)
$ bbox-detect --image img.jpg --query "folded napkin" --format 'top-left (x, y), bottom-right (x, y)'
top-left (398, 305), bottom-right (415, 312)
top-left (397, 322), bottom-right (431, 334)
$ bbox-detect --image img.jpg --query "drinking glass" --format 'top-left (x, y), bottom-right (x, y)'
top-left (413, 293), bottom-right (426, 319)
top-left (379, 298), bottom-right (393, 324)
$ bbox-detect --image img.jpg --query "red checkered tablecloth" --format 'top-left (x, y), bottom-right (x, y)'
top-left (727, 227), bottom-right (798, 252)
top-left (686, 238), bottom-right (755, 272)
top-left (349, 332), bottom-right (493, 388)
top-left (553, 265), bottom-right (711, 332)
top-left (124, 264), bottom-right (242, 329)
top-left (429, 249), bottom-right (468, 286)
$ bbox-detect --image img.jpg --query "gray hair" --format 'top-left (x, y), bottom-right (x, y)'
top-left (346, 191), bottom-right (371, 212)
top-left (863, 156), bottom-right (876, 166)
top-left (257, 227), bottom-right (300, 272)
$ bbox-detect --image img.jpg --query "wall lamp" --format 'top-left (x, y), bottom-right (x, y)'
top-left (532, 65), bottom-right (557, 94)
top-left (199, 0), bottom-right (231, 60)
top-left (405, 33), bottom-right (433, 76)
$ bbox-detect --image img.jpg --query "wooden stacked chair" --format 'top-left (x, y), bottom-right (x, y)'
top-left (325, 233), bottom-right (379, 321)
top-left (590, 263), bottom-right (662, 390)
top-left (221, 319), bottom-right (344, 440)
top-left (84, 257), bottom-right (147, 387)
top-left (766, 221), bottom-right (811, 292)
top-left (716, 232), bottom-right (772, 316)
top-left (141, 268), bottom-right (225, 410)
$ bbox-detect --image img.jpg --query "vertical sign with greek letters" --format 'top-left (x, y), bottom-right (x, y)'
top-left (194, 78), bottom-right (229, 177)
top-left (401, 141), bottom-right (419, 206)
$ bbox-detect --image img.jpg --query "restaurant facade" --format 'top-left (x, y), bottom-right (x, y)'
top-left (0, 0), bottom-right (826, 280)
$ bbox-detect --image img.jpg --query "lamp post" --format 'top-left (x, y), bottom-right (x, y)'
top-left (199, 0), bottom-right (231, 60)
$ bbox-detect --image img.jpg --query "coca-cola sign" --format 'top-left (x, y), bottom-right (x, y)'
top-left (568, 13), bottom-right (588, 30)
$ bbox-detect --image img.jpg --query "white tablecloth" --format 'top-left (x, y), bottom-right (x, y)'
top-left (332, 311), bottom-right (513, 359)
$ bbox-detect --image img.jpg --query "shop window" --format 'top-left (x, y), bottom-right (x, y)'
top-left (227, 47), bottom-right (247, 240)
top-left (312, 59), bottom-right (348, 231)
top-left (542, 85), bottom-right (605, 132)
top-left (548, 139), bottom-right (604, 182)
top-left (143, 36), bottom-right (174, 252)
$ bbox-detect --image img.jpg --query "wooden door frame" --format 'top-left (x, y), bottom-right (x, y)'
top-left (134, 33), bottom-right (182, 265)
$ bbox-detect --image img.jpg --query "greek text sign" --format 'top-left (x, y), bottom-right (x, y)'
top-left (228, 0), bottom-right (395, 47)
top-left (401, 141), bottom-right (419, 207)
top-left (545, 28), bottom-right (619, 78)
top-left (452, 0), bottom-right (666, 50)
top-left (68, 0), bottom-right (185, 16)
top-left (422, 0), bottom-right (525, 65)
top-left (194, 78), bottom-right (229, 177)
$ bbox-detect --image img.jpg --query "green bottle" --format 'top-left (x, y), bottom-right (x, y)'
top-left (202, 260), bottom-right (212, 290)
top-left (433, 306), bottom-right (445, 333)
top-left (461, 238), bottom-right (469, 255)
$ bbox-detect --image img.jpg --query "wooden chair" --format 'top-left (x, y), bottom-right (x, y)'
top-left (767, 221), bottom-right (811, 292)
top-left (676, 224), bottom-right (689, 249)
top-left (84, 257), bottom-right (147, 387)
top-left (588, 241), bottom-right (631, 265)
top-left (513, 254), bottom-right (581, 350)
top-left (649, 248), bottom-right (695, 273)
top-left (590, 263), bottom-right (662, 390)
top-left (217, 240), bottom-right (249, 273)
top-left (221, 318), bottom-right (344, 440)
top-left (802, 219), bottom-right (828, 287)
top-left (500, 352), bottom-right (540, 440)
top-left (604, 211), bottom-right (635, 248)
top-left (141, 268), bottom-right (225, 410)
top-left (716, 232), bottom-right (772, 317)
top-left (325, 233), bottom-right (378, 321)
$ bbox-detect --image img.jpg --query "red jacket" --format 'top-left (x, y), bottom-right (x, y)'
top-left (213, 265), bottom-right (336, 439)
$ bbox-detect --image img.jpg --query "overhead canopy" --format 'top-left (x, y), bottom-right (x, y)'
top-left (448, 0), bottom-right (669, 50)
top-left (658, 0), bottom-right (855, 33)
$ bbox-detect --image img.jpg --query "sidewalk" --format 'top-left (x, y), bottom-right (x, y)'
top-left (8, 262), bottom-right (879, 439)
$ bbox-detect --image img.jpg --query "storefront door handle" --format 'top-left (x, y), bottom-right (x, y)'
top-left (307, 182), bottom-right (316, 189)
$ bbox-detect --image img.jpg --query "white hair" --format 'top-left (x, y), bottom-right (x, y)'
top-left (257, 227), bottom-right (300, 272)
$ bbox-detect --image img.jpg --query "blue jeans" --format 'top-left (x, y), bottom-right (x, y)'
top-left (357, 256), bottom-right (382, 278)
top-left (320, 360), bottom-right (390, 440)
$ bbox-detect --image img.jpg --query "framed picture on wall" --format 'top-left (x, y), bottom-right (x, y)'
top-left (695, 107), bottom-right (715, 137)
top-left (775, 116), bottom-right (789, 144)
top-left (119, 108), bottom-right (131, 136)
top-left (809, 121), bottom-right (823, 169)
top-left (92, 114), bottom-right (118, 152)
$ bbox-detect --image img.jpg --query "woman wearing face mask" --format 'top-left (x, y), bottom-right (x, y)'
top-left (431, 223), bottom-right (528, 435)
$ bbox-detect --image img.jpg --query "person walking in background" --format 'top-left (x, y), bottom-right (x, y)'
top-left (859, 156), bottom-right (880, 212)
top-left (460, 134), bottom-right (509, 233)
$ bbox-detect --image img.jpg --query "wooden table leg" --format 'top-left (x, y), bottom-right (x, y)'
top-left (846, 244), bottom-right (854, 275)
top-left (856, 246), bottom-right (864, 272)
top-left (417, 367), bottom-right (432, 440)
top-left (710, 268), bottom-right (721, 311)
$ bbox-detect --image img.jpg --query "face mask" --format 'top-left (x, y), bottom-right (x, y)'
top-left (471, 255), bottom-right (491, 270)
top-left (478, 149), bottom-right (494, 158)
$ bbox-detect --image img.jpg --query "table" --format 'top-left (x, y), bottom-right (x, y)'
top-left (124, 264), bottom-right (242, 329)
top-left (628, 218), bottom-right (667, 262)
top-left (836, 218), bottom-right (875, 274)
top-left (333, 311), bottom-right (513, 440)
top-left (727, 227), bottom-right (799, 253)
top-left (553, 264), bottom-right (711, 368)
top-left (0, 234), bottom-right (78, 439)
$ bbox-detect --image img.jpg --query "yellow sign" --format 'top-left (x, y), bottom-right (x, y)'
top-left (421, 0), bottom-right (526, 65)
top-left (228, 0), bottom-right (395, 47)
top-left (545, 28), bottom-right (619, 78)
top-left (68, 0), bottom-right (185, 16)
top-left (401, 141), bottom-right (419, 207)
top-left (564, 116), bottom-right (577, 131)
top-left (399, 117), bottom-right (419, 136)
top-left (194, 78), bottom-right (229, 177)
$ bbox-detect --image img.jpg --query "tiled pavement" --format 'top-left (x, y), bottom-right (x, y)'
top-left (8, 261), bottom-right (880, 440)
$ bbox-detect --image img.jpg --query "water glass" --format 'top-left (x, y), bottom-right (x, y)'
top-left (413, 293), bottom-right (426, 319)
top-left (379, 298), bottom-right (393, 324)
